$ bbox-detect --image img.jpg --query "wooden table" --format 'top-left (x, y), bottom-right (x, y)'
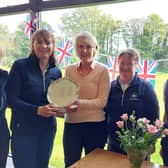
top-left (69, 148), bottom-right (168, 168)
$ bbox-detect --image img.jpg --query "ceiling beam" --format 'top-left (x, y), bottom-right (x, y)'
top-left (0, 0), bottom-right (137, 16)
top-left (39, 0), bottom-right (129, 11)
top-left (29, 0), bottom-right (42, 12)
top-left (0, 4), bottom-right (30, 15)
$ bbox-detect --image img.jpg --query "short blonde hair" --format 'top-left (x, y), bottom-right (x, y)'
top-left (118, 48), bottom-right (140, 63)
top-left (74, 31), bottom-right (99, 57)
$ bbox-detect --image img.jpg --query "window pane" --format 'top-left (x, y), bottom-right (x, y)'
top-left (0, 13), bottom-right (27, 32)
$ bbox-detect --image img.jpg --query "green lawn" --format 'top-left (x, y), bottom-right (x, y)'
top-left (50, 118), bottom-right (64, 168)
top-left (6, 71), bottom-right (168, 168)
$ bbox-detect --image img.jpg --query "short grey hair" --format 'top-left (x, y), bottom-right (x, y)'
top-left (118, 48), bottom-right (140, 63)
top-left (74, 31), bottom-right (99, 57)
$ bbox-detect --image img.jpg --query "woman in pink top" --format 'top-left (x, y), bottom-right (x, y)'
top-left (63, 31), bottom-right (110, 167)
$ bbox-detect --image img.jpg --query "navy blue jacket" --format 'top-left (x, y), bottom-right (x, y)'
top-left (161, 80), bottom-right (168, 147)
top-left (6, 54), bottom-right (62, 135)
top-left (0, 69), bottom-right (9, 141)
top-left (164, 80), bottom-right (168, 116)
top-left (105, 73), bottom-right (159, 152)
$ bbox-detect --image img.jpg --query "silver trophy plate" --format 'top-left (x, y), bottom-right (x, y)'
top-left (47, 78), bottom-right (79, 107)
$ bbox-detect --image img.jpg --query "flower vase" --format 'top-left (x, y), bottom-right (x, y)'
top-left (127, 149), bottom-right (147, 168)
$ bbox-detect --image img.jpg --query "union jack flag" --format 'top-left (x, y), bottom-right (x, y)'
top-left (24, 12), bottom-right (39, 39)
top-left (56, 37), bottom-right (73, 67)
top-left (136, 60), bottom-right (158, 88)
top-left (106, 56), bottom-right (119, 81)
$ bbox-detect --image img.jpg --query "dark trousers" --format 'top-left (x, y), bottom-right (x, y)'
top-left (0, 138), bottom-right (9, 168)
top-left (0, 119), bottom-right (10, 168)
top-left (11, 130), bottom-right (56, 168)
top-left (63, 121), bottom-right (107, 168)
top-left (161, 137), bottom-right (168, 166)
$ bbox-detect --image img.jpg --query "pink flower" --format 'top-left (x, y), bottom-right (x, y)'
top-left (155, 119), bottom-right (164, 128)
top-left (116, 121), bottom-right (124, 128)
top-left (121, 113), bottom-right (128, 120)
top-left (147, 124), bottom-right (158, 134)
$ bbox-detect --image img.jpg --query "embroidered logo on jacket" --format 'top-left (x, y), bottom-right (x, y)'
top-left (129, 92), bottom-right (139, 101)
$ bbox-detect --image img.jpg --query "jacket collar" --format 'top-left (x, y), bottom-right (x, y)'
top-left (115, 73), bottom-right (140, 88)
top-left (76, 60), bottom-right (96, 71)
top-left (29, 53), bottom-right (56, 69)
